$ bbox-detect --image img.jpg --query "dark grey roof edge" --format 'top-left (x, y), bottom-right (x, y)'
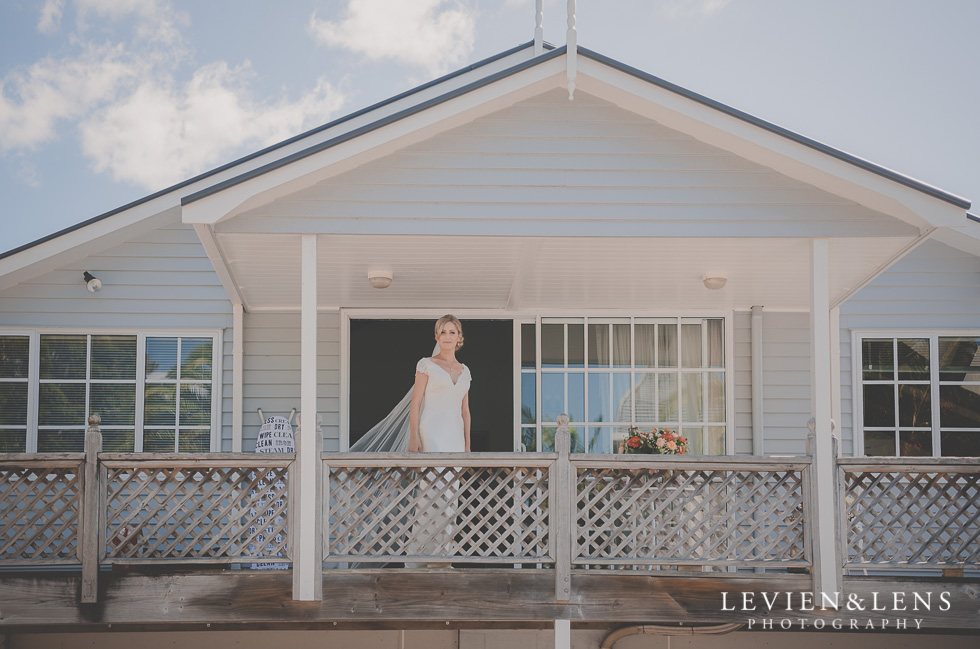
top-left (578, 47), bottom-right (972, 211)
top-left (968, 213), bottom-right (980, 224)
top-left (181, 46), bottom-right (567, 207)
top-left (0, 40), bottom-right (553, 262)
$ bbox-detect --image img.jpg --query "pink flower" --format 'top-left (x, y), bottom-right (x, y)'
top-left (667, 440), bottom-right (677, 451)
top-left (655, 437), bottom-right (666, 448)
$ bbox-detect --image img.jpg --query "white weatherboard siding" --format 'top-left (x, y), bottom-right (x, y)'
top-left (241, 311), bottom-right (340, 451)
top-left (224, 88), bottom-right (912, 240)
top-left (761, 312), bottom-right (813, 455)
top-left (838, 239), bottom-right (980, 447)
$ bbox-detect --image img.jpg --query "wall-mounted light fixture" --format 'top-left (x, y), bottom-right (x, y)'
top-left (367, 268), bottom-right (393, 289)
top-left (83, 271), bottom-right (102, 293)
top-left (702, 273), bottom-right (727, 290)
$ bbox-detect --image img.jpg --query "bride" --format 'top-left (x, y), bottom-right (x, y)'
top-left (409, 314), bottom-right (472, 453)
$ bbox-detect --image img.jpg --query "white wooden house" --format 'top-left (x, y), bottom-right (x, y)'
top-left (0, 22), bottom-right (977, 649)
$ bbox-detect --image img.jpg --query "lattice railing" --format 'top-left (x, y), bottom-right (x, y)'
top-left (101, 454), bottom-right (293, 563)
top-left (0, 456), bottom-right (84, 564)
top-left (573, 457), bottom-right (810, 569)
top-left (840, 459), bottom-right (980, 569)
top-left (324, 453), bottom-right (555, 564)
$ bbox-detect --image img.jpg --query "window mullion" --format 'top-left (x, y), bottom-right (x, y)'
top-left (174, 337), bottom-right (182, 452)
top-left (630, 317), bottom-right (635, 428)
top-left (892, 338), bottom-right (900, 456)
top-left (535, 314), bottom-right (542, 452)
top-left (135, 334), bottom-right (146, 453)
top-left (85, 335), bottom-right (92, 435)
top-left (583, 316), bottom-right (589, 451)
top-left (930, 334), bottom-right (942, 455)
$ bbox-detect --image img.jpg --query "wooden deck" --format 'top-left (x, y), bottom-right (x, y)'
top-left (1, 426), bottom-right (977, 632)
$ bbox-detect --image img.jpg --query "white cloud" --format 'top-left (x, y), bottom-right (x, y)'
top-left (79, 63), bottom-right (345, 189)
top-left (38, 0), bottom-right (66, 33)
top-left (309, 0), bottom-right (476, 77)
top-left (0, 43), bottom-right (138, 150)
top-left (656, 0), bottom-right (733, 18)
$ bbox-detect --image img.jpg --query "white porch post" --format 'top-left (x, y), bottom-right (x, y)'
top-left (294, 234), bottom-right (322, 601)
top-left (232, 302), bottom-right (244, 453)
top-left (809, 239), bottom-right (842, 600)
top-left (554, 619), bottom-right (570, 649)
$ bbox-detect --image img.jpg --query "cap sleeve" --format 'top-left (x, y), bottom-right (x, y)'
top-left (464, 364), bottom-right (472, 380)
top-left (415, 358), bottom-right (430, 375)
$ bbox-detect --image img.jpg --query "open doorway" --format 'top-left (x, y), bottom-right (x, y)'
top-left (348, 319), bottom-right (513, 452)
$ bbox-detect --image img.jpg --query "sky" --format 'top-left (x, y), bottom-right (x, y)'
top-left (1, 0), bottom-right (978, 254)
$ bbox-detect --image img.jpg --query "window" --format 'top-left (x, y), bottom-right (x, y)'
top-left (520, 317), bottom-right (729, 454)
top-left (0, 330), bottom-right (219, 453)
top-left (857, 333), bottom-right (980, 457)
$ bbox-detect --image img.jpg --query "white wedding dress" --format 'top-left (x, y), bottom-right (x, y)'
top-left (415, 357), bottom-right (471, 452)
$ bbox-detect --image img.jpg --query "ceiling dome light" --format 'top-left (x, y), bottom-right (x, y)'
top-left (367, 268), bottom-right (393, 289)
top-left (702, 273), bottom-right (727, 290)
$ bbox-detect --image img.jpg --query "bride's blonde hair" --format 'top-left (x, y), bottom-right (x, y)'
top-left (434, 314), bottom-right (464, 350)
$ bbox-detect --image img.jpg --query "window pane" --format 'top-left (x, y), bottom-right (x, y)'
top-left (40, 335), bottom-right (86, 380)
top-left (521, 427), bottom-right (536, 452)
top-left (521, 324), bottom-right (536, 369)
top-left (705, 426), bottom-right (725, 455)
top-left (541, 324), bottom-right (564, 368)
top-left (658, 323), bottom-right (677, 368)
top-left (939, 337), bottom-right (980, 381)
top-left (566, 324), bottom-right (584, 368)
top-left (588, 324), bottom-right (609, 367)
top-left (612, 373), bottom-right (631, 421)
top-left (38, 430), bottom-right (83, 452)
top-left (612, 324), bottom-right (631, 367)
top-left (864, 430), bottom-right (896, 456)
top-left (542, 426), bottom-right (556, 452)
top-left (38, 383), bottom-right (85, 425)
top-left (939, 384), bottom-right (980, 428)
top-left (591, 426), bottom-right (623, 454)
top-left (102, 429), bottom-right (135, 452)
top-left (0, 383), bottom-right (28, 425)
top-left (898, 384), bottom-right (931, 428)
top-left (681, 324), bottom-right (702, 368)
top-left (684, 427), bottom-right (703, 455)
top-left (178, 429), bottom-right (210, 453)
top-left (144, 429), bottom-right (175, 453)
top-left (146, 338), bottom-right (178, 380)
top-left (862, 339), bottom-right (894, 381)
top-left (706, 319), bottom-right (724, 368)
top-left (181, 338), bottom-right (213, 380)
top-left (541, 373), bottom-right (563, 422)
top-left (634, 324), bottom-right (655, 368)
top-left (568, 372), bottom-right (584, 422)
top-left (899, 430), bottom-right (932, 457)
top-left (659, 374), bottom-right (678, 422)
top-left (708, 372), bottom-right (725, 422)
top-left (863, 384), bottom-right (894, 428)
top-left (521, 373), bottom-right (536, 424)
top-left (179, 384), bottom-right (211, 426)
top-left (0, 336), bottom-right (30, 378)
top-left (0, 430), bottom-right (26, 452)
top-left (634, 373), bottom-right (657, 422)
top-left (897, 338), bottom-right (929, 381)
top-left (940, 432), bottom-right (980, 457)
top-left (144, 384), bottom-right (176, 425)
top-left (588, 372), bottom-right (610, 423)
top-left (91, 335), bottom-right (137, 380)
top-left (91, 384), bottom-right (136, 426)
top-left (682, 373), bottom-right (702, 422)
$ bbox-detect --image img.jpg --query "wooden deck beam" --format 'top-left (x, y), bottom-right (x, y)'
top-left (1, 570), bottom-right (977, 632)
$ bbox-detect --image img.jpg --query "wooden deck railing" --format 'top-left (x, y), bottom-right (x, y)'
top-left (1, 418), bottom-right (978, 604)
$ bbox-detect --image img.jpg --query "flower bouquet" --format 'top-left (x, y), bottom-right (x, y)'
top-left (618, 426), bottom-right (688, 455)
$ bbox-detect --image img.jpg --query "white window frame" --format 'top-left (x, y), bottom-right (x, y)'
top-left (851, 329), bottom-right (980, 457)
top-left (516, 313), bottom-right (735, 454)
top-left (0, 327), bottom-right (222, 453)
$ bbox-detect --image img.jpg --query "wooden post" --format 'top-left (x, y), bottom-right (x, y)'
top-left (554, 415), bottom-right (571, 603)
top-left (294, 234), bottom-right (321, 601)
top-left (809, 239), bottom-right (842, 601)
top-left (81, 414), bottom-right (102, 604)
top-left (566, 0), bottom-right (577, 99)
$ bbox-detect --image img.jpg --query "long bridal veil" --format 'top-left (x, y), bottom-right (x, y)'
top-left (348, 343), bottom-right (440, 452)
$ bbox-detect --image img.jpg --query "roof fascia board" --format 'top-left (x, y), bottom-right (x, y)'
top-left (576, 53), bottom-right (968, 230)
top-left (0, 203), bottom-right (181, 293)
top-left (0, 41), bottom-right (545, 266)
top-left (578, 48), bottom-right (970, 211)
top-left (183, 51), bottom-right (567, 226)
top-left (192, 223), bottom-right (246, 308)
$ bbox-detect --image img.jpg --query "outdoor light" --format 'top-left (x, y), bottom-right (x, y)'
top-left (83, 271), bottom-right (102, 293)
top-left (702, 273), bottom-right (727, 290)
top-left (367, 268), bottom-right (393, 289)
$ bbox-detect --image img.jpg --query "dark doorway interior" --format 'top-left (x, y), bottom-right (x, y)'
top-left (349, 319), bottom-right (513, 452)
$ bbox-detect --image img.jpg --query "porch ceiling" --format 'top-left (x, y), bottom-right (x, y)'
top-left (215, 233), bottom-right (916, 312)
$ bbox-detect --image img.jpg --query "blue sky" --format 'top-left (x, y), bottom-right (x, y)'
top-left (2, 0), bottom-right (978, 254)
